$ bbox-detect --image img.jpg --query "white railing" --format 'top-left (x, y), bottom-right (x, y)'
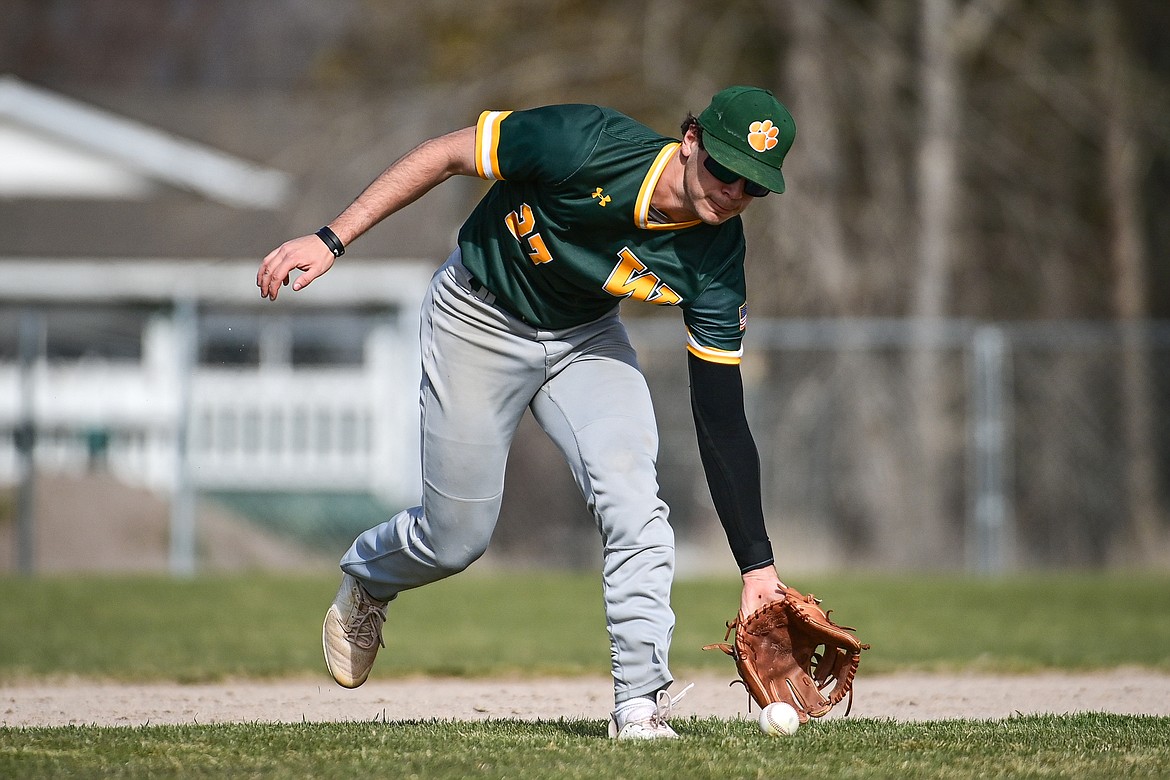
top-left (0, 343), bottom-right (421, 507)
top-left (0, 258), bottom-right (433, 508)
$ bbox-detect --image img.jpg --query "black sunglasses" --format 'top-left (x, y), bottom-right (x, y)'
top-left (702, 152), bottom-right (770, 198)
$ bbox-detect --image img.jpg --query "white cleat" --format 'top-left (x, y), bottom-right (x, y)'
top-left (608, 683), bottom-right (694, 740)
top-left (322, 573), bottom-right (387, 688)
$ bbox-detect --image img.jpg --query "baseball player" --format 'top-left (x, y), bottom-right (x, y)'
top-left (257, 86), bottom-right (795, 739)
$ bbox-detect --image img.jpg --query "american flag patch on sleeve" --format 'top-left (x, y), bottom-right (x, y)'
top-left (738, 303), bottom-right (748, 331)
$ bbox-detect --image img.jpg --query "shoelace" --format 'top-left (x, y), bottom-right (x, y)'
top-left (343, 588), bottom-right (387, 650)
top-left (647, 682), bottom-right (695, 728)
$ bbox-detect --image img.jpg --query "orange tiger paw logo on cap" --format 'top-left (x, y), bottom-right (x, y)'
top-left (748, 120), bottom-right (780, 152)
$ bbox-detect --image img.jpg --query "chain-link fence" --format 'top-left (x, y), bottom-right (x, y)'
top-left (5, 304), bottom-right (1169, 574)
top-left (620, 318), bottom-right (1170, 573)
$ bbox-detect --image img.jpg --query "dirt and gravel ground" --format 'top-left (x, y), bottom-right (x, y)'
top-left (5, 670), bottom-right (1170, 727)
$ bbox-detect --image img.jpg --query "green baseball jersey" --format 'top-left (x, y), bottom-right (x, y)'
top-left (458, 104), bottom-right (749, 365)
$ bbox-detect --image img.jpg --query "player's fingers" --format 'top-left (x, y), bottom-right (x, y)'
top-left (292, 267), bottom-right (314, 291)
top-left (264, 263), bottom-right (290, 300)
top-left (265, 253), bottom-right (301, 300)
top-left (258, 253), bottom-right (284, 300)
top-left (257, 249), bottom-right (278, 289)
top-left (260, 263), bottom-right (280, 300)
top-left (291, 255), bottom-right (333, 291)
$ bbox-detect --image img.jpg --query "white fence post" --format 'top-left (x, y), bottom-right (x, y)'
top-left (15, 309), bottom-right (43, 574)
top-left (169, 298), bottom-right (197, 576)
top-left (968, 325), bottom-right (1015, 572)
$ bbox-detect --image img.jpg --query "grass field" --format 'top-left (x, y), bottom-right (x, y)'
top-left (2, 571), bottom-right (1169, 777)
top-left (1, 571), bottom-right (1168, 680)
top-left (5, 715), bottom-right (1169, 779)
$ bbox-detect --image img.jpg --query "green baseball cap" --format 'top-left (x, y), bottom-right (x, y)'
top-left (697, 86), bottom-right (795, 194)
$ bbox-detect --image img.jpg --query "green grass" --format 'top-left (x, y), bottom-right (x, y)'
top-left (2, 572), bottom-right (1168, 778)
top-left (0, 571), bottom-right (1168, 681)
top-left (3, 715), bottom-right (1169, 779)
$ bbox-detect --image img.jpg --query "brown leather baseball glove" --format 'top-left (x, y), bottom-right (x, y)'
top-left (704, 585), bottom-right (869, 723)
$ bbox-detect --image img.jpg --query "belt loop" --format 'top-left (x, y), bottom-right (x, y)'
top-left (466, 273), bottom-right (496, 306)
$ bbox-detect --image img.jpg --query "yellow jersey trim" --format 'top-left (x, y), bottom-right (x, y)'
top-left (475, 110), bottom-right (512, 180)
top-left (686, 330), bottom-right (743, 365)
top-left (634, 143), bottom-right (702, 230)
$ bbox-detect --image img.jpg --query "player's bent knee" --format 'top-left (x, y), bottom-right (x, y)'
top-left (420, 491), bottom-right (500, 574)
top-left (431, 541), bottom-right (488, 575)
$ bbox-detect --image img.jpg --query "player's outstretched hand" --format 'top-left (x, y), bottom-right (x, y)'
top-left (257, 234), bottom-right (336, 301)
top-left (740, 565), bottom-right (786, 618)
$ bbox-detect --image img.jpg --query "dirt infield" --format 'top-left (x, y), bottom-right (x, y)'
top-left (5, 670), bottom-right (1169, 727)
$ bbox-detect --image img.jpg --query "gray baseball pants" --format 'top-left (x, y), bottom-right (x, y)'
top-left (341, 249), bottom-right (675, 703)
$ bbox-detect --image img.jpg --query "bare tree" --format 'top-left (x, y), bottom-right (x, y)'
top-left (1095, 0), bottom-right (1165, 563)
top-left (908, 0), bottom-right (1012, 566)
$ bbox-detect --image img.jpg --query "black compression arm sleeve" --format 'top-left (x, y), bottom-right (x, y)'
top-left (687, 352), bottom-right (774, 572)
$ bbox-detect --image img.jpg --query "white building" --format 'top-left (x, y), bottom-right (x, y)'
top-left (0, 258), bottom-right (431, 506)
top-left (0, 76), bottom-right (431, 508)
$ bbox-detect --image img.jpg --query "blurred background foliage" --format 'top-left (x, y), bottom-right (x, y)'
top-left (4, 0), bottom-right (1167, 320)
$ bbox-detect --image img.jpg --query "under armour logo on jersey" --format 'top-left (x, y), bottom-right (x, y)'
top-left (591, 187), bottom-right (612, 207)
top-left (748, 120), bottom-right (781, 152)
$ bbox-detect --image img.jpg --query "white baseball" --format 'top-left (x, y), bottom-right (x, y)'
top-left (759, 702), bottom-right (800, 736)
